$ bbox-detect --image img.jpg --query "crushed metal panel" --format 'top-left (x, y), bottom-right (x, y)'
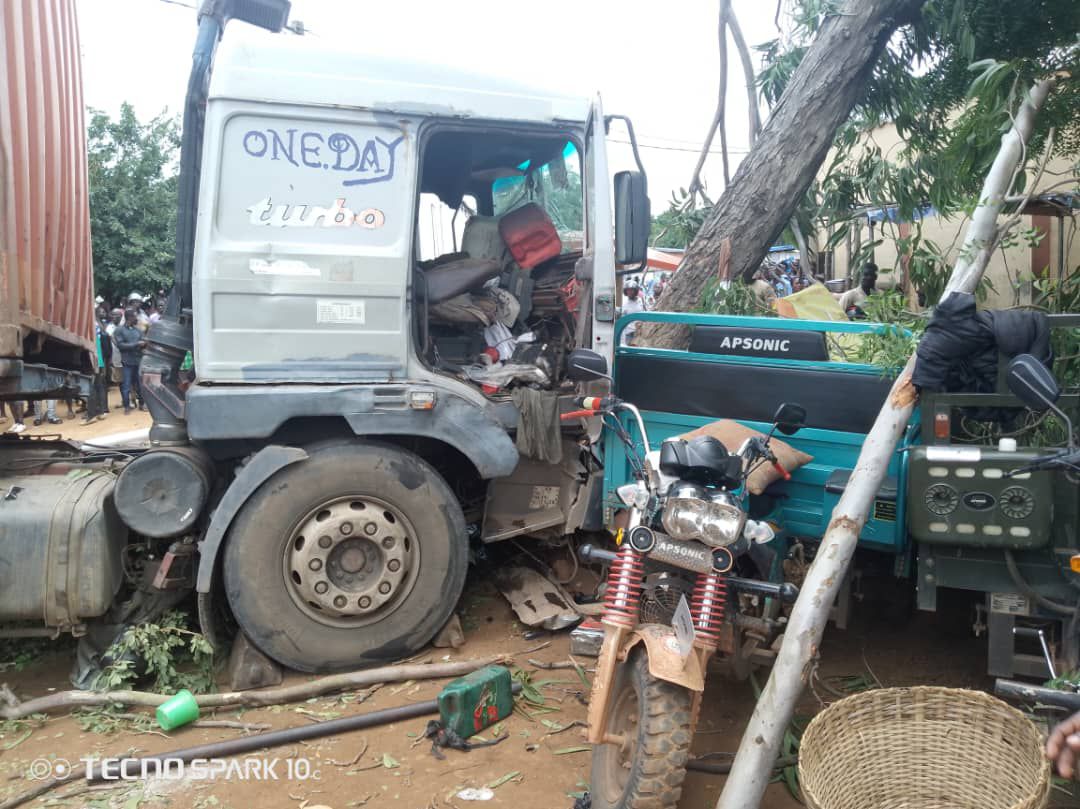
top-left (492, 565), bottom-right (579, 630)
top-left (481, 440), bottom-right (583, 542)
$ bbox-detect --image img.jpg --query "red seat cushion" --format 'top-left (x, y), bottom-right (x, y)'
top-left (498, 203), bottom-right (561, 269)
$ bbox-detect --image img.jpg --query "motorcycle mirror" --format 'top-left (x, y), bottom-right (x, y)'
top-left (1006, 354), bottom-right (1060, 412)
top-left (566, 348), bottom-right (611, 382)
top-left (773, 402), bottom-right (807, 436)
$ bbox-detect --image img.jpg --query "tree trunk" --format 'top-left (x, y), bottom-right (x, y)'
top-left (641, 0), bottom-right (926, 349)
top-left (715, 76), bottom-right (1055, 809)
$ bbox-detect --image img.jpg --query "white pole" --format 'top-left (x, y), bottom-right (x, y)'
top-left (716, 77), bottom-right (1055, 809)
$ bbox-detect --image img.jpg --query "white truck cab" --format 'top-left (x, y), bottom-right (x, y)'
top-left (0, 0), bottom-right (650, 678)
top-left (126, 3), bottom-right (652, 672)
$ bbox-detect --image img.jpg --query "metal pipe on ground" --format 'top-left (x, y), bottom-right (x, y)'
top-left (91, 683), bottom-right (522, 781)
top-left (995, 679), bottom-right (1080, 712)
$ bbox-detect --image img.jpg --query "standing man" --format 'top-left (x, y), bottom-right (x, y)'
top-left (113, 309), bottom-right (145, 414)
top-left (619, 279), bottom-right (647, 347)
top-left (839, 263), bottom-right (879, 317)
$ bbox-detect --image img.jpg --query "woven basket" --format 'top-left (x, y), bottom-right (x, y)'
top-left (798, 687), bottom-right (1051, 809)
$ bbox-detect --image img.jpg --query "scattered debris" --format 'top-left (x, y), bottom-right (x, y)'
top-left (433, 614), bottom-right (466, 649)
top-left (227, 632), bottom-right (284, 691)
top-left (493, 566), bottom-right (580, 631)
top-left (456, 787), bottom-right (495, 801)
top-left (487, 770), bottom-right (522, 789)
top-left (422, 720), bottom-right (507, 760)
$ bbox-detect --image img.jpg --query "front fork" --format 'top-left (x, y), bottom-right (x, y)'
top-left (586, 540), bottom-right (725, 744)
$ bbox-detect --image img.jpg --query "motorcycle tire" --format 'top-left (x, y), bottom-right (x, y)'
top-left (589, 649), bottom-right (694, 809)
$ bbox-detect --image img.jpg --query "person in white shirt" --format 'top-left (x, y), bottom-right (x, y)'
top-left (839, 263), bottom-right (879, 316)
top-left (620, 280), bottom-right (647, 346)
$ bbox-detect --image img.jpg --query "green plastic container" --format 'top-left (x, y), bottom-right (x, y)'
top-left (438, 664), bottom-right (513, 739)
top-left (156, 689), bottom-right (200, 731)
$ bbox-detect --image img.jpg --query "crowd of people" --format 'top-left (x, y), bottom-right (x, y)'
top-left (1, 291), bottom-right (164, 434)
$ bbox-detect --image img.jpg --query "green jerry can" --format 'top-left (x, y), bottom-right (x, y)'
top-left (438, 664), bottom-right (514, 739)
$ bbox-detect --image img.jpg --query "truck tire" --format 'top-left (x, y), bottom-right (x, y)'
top-left (222, 441), bottom-right (467, 672)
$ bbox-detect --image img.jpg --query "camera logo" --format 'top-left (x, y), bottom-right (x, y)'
top-left (28, 758), bottom-right (72, 780)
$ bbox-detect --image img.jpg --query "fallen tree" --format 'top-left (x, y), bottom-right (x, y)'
top-left (641, 0), bottom-right (926, 348)
top-left (716, 75), bottom-right (1057, 809)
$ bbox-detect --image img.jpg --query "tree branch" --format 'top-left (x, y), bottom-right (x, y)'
top-left (727, 8), bottom-right (762, 146)
top-left (0, 657), bottom-right (504, 721)
top-left (688, 0), bottom-right (732, 202)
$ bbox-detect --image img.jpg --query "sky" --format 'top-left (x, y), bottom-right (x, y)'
top-left (74, 0), bottom-right (782, 216)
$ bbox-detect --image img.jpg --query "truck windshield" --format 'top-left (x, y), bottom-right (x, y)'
top-left (492, 141), bottom-right (582, 252)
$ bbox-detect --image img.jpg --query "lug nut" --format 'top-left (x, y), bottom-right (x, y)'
top-left (387, 559), bottom-right (401, 573)
top-left (364, 522), bottom-right (378, 536)
top-left (359, 596), bottom-right (371, 609)
top-left (378, 582), bottom-right (392, 595)
top-left (314, 581), bottom-right (329, 595)
top-left (340, 522), bottom-right (353, 535)
top-left (309, 559), bottom-right (323, 571)
top-left (333, 595), bottom-right (347, 609)
top-left (382, 537), bottom-right (395, 549)
top-left (318, 536), bottom-right (333, 549)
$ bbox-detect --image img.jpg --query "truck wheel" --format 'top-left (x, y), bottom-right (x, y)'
top-left (589, 650), bottom-right (693, 809)
top-left (222, 441), bottom-right (467, 672)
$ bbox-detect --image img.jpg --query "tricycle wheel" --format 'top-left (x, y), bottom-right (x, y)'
top-left (589, 649), bottom-right (693, 809)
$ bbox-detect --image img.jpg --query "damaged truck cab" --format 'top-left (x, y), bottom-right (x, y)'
top-left (128, 5), bottom-right (649, 671)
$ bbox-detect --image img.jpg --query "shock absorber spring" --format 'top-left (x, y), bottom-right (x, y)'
top-left (602, 543), bottom-right (646, 628)
top-left (690, 571), bottom-right (727, 649)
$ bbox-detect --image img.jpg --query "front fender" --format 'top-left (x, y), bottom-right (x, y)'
top-left (195, 444), bottom-right (308, 593)
top-left (619, 624), bottom-right (706, 692)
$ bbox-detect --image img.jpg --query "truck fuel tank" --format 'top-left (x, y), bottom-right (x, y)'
top-left (0, 470), bottom-right (127, 628)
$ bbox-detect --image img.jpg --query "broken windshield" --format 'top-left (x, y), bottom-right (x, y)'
top-left (492, 141), bottom-right (582, 252)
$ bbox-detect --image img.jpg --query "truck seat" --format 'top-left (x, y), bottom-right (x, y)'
top-left (420, 257), bottom-right (502, 304)
top-left (462, 216), bottom-right (507, 264)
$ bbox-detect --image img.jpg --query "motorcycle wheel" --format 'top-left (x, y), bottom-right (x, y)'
top-left (589, 649), bottom-right (694, 809)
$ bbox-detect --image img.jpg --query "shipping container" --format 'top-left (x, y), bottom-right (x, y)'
top-left (0, 0), bottom-right (94, 387)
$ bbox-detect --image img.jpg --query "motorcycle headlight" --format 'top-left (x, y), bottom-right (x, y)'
top-left (699, 497), bottom-right (747, 548)
top-left (662, 498), bottom-right (708, 540)
top-left (661, 482), bottom-right (709, 540)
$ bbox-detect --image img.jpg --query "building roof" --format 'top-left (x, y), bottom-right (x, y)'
top-left (209, 29), bottom-right (593, 125)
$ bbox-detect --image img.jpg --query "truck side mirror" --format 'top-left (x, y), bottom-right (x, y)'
top-left (567, 349), bottom-right (609, 382)
top-left (1007, 354), bottom-right (1060, 412)
top-left (773, 402), bottom-right (807, 436)
top-left (207, 0), bottom-right (292, 31)
top-left (614, 171), bottom-right (649, 266)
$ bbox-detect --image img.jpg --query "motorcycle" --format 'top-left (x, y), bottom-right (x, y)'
top-left (565, 391), bottom-right (805, 809)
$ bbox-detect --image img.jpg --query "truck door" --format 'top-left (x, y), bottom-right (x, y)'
top-left (586, 98), bottom-right (617, 368)
top-left (192, 106), bottom-right (415, 383)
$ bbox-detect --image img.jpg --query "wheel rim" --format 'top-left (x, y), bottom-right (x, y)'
top-left (282, 495), bottom-right (419, 627)
top-left (596, 668), bottom-right (641, 803)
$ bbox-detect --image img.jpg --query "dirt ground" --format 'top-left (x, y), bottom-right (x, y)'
top-left (3, 387), bottom-right (151, 441)
top-left (2, 579), bottom-right (1075, 809)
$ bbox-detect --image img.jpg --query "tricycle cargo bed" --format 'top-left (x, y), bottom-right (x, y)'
top-left (607, 314), bottom-right (911, 552)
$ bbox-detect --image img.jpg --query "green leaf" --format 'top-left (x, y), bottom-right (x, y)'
top-left (381, 753), bottom-right (399, 769)
top-left (487, 770), bottom-right (521, 789)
